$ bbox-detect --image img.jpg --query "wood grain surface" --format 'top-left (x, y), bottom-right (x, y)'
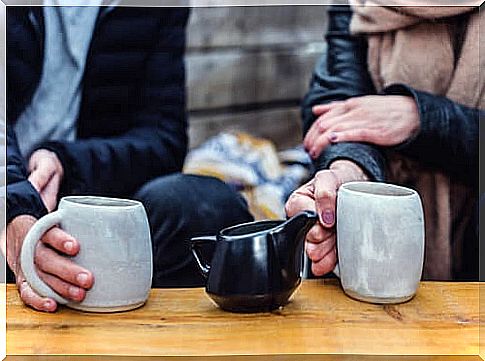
top-left (187, 45), bottom-right (324, 111)
top-left (4, 356), bottom-right (483, 361)
top-left (6, 280), bottom-right (480, 358)
top-left (187, 6), bottom-right (327, 49)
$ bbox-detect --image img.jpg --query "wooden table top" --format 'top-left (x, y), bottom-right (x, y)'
top-left (5, 280), bottom-right (482, 360)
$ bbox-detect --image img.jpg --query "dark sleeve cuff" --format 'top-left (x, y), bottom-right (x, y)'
top-left (314, 142), bottom-right (387, 182)
top-left (7, 180), bottom-right (48, 224)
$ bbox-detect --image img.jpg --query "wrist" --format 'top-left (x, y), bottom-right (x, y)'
top-left (402, 96), bottom-right (420, 139)
top-left (329, 159), bottom-right (369, 183)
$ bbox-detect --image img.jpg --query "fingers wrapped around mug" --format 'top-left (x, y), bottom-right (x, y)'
top-left (34, 242), bottom-right (94, 301)
top-left (310, 246), bottom-right (337, 277)
top-left (40, 227), bottom-right (80, 256)
top-left (39, 227), bottom-right (94, 289)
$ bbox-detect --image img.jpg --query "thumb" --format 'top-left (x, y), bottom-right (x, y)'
top-left (39, 174), bottom-right (61, 212)
top-left (313, 170), bottom-right (340, 228)
top-left (16, 270), bottom-right (57, 312)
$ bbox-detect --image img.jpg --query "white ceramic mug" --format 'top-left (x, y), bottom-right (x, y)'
top-left (334, 182), bottom-right (425, 304)
top-left (20, 196), bottom-right (153, 312)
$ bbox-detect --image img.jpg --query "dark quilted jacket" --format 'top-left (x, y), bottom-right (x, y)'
top-left (7, 7), bottom-right (189, 224)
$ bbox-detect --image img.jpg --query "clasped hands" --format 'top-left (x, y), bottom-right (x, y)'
top-left (286, 95), bottom-right (420, 276)
top-left (2, 149), bottom-right (93, 312)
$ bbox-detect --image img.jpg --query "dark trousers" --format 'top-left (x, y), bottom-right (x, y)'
top-left (7, 173), bottom-right (254, 287)
top-left (133, 173), bottom-right (253, 287)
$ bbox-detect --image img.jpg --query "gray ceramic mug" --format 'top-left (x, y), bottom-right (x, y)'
top-left (334, 182), bottom-right (425, 304)
top-left (20, 196), bottom-right (153, 312)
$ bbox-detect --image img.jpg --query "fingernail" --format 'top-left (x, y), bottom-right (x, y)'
top-left (69, 286), bottom-right (80, 298)
top-left (43, 300), bottom-right (54, 309)
top-left (329, 132), bottom-right (338, 142)
top-left (64, 241), bottom-right (74, 252)
top-left (76, 272), bottom-right (89, 287)
top-left (322, 210), bottom-right (334, 225)
top-left (310, 150), bottom-right (317, 159)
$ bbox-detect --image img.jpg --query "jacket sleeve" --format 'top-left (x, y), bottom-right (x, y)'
top-left (38, 9), bottom-right (189, 197)
top-left (7, 125), bottom-right (47, 224)
top-left (384, 83), bottom-right (480, 186)
top-left (302, 5), bottom-right (386, 181)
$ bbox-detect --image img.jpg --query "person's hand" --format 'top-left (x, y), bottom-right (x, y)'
top-left (1, 215), bottom-right (94, 312)
top-left (303, 95), bottom-right (420, 159)
top-left (28, 149), bottom-right (64, 212)
top-left (285, 160), bottom-right (368, 276)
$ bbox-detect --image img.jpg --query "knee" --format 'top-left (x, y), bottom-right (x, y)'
top-left (134, 173), bottom-right (252, 226)
top-left (134, 173), bottom-right (189, 218)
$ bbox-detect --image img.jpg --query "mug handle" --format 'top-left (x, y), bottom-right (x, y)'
top-left (19, 210), bottom-right (69, 304)
top-left (190, 236), bottom-right (217, 279)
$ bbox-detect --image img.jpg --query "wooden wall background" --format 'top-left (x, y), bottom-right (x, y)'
top-left (186, 6), bottom-right (328, 150)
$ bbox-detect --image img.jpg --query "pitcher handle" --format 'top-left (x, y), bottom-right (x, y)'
top-left (19, 210), bottom-right (69, 304)
top-left (190, 236), bottom-right (217, 279)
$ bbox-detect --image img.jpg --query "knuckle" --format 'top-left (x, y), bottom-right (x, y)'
top-left (317, 119), bottom-right (326, 131)
top-left (306, 243), bottom-right (321, 261)
top-left (306, 248), bottom-right (319, 261)
top-left (316, 188), bottom-right (336, 201)
top-left (313, 226), bottom-right (324, 241)
top-left (34, 245), bottom-right (47, 266)
top-left (285, 192), bottom-right (300, 208)
top-left (44, 229), bottom-right (62, 245)
top-left (314, 170), bottom-right (329, 183)
top-left (284, 199), bottom-right (294, 216)
top-left (307, 227), bottom-right (322, 243)
top-left (310, 224), bottom-right (325, 242)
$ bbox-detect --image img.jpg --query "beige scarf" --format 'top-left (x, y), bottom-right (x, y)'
top-left (350, 1), bottom-right (484, 109)
top-left (349, 1), bottom-right (482, 279)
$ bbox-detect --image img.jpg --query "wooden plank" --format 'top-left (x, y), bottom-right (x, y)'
top-left (188, 107), bottom-right (302, 149)
top-left (187, 44), bottom-right (325, 110)
top-left (6, 281), bottom-right (479, 356)
top-left (4, 356), bottom-right (482, 360)
top-left (187, 6), bottom-right (328, 49)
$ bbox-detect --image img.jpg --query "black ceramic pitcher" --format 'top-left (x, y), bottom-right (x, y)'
top-left (190, 210), bottom-right (318, 312)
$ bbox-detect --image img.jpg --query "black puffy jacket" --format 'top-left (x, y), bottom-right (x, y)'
top-left (303, 5), bottom-right (480, 187)
top-left (7, 7), bottom-right (189, 224)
